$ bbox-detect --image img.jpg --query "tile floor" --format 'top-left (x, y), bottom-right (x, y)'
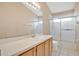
top-left (52, 40), bottom-right (79, 56)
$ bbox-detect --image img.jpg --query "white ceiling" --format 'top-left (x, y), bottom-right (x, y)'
top-left (46, 2), bottom-right (75, 14)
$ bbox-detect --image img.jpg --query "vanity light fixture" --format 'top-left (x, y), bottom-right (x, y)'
top-left (25, 2), bottom-right (32, 7)
top-left (32, 2), bottom-right (40, 9)
top-left (25, 2), bottom-right (40, 10)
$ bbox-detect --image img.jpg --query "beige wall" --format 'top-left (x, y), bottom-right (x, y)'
top-left (39, 2), bottom-right (51, 34)
top-left (0, 3), bottom-right (35, 39)
top-left (75, 2), bottom-right (79, 42)
top-left (74, 2), bottom-right (79, 51)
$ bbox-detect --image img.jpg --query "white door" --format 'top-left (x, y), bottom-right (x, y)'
top-left (61, 17), bottom-right (75, 42)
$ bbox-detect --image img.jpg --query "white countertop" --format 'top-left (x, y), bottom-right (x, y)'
top-left (0, 35), bottom-right (52, 56)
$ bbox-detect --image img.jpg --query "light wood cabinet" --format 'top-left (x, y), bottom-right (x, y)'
top-left (49, 38), bottom-right (52, 56)
top-left (19, 38), bottom-right (52, 56)
top-left (33, 47), bottom-right (37, 56)
top-left (20, 49), bottom-right (34, 56)
top-left (37, 43), bottom-right (44, 56)
top-left (44, 39), bottom-right (50, 56)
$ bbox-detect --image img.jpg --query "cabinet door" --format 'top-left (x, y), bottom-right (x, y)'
top-left (21, 49), bottom-right (34, 56)
top-left (37, 43), bottom-right (44, 56)
top-left (49, 38), bottom-right (52, 56)
top-left (33, 47), bottom-right (37, 56)
top-left (44, 39), bottom-right (50, 56)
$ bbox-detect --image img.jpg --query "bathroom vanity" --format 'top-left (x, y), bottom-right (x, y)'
top-left (0, 35), bottom-right (52, 56)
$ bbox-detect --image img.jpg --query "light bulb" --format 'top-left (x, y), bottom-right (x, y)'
top-left (32, 2), bottom-right (40, 9)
